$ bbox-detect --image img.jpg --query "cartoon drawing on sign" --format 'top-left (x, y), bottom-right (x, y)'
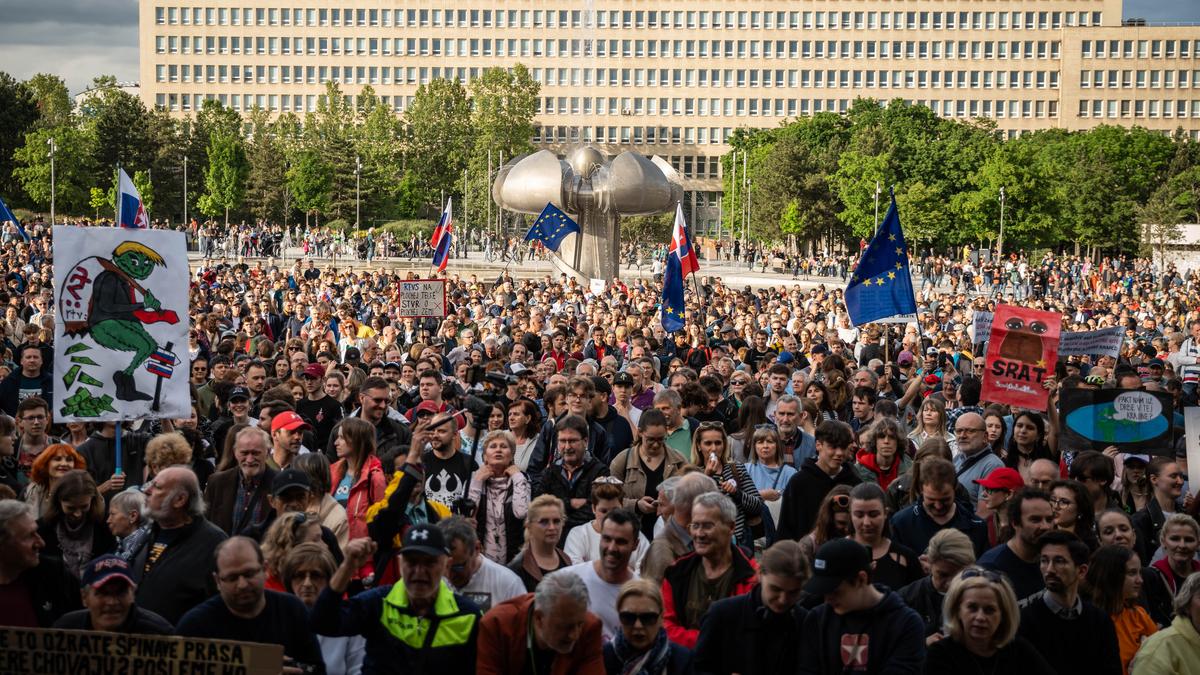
top-left (998, 317), bottom-right (1048, 365)
top-left (59, 239), bottom-right (182, 417)
top-left (1060, 389), bottom-right (1172, 451)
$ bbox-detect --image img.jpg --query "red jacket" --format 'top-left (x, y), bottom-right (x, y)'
top-left (330, 453), bottom-right (386, 574)
top-left (476, 593), bottom-right (605, 675)
top-left (661, 545), bottom-right (759, 648)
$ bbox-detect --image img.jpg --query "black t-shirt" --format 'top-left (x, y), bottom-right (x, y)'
top-left (422, 450), bottom-right (477, 508)
top-left (641, 459), bottom-right (665, 539)
top-left (176, 590), bottom-right (324, 671)
top-left (296, 394), bottom-right (344, 449)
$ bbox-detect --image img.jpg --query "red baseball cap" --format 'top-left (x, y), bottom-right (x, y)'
top-left (271, 411), bottom-right (313, 434)
top-left (413, 400), bottom-right (441, 417)
top-left (974, 467), bottom-right (1024, 492)
top-left (302, 363), bottom-right (327, 379)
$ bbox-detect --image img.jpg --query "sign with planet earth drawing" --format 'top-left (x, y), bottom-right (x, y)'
top-left (1059, 388), bottom-right (1174, 454)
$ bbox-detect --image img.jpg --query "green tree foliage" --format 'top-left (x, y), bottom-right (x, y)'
top-left (79, 77), bottom-right (157, 176)
top-left (198, 131), bottom-right (248, 225)
top-left (403, 78), bottom-right (472, 211)
top-left (13, 125), bottom-right (94, 214)
top-left (24, 74), bottom-right (73, 129)
top-left (465, 65), bottom-right (540, 230)
top-left (244, 108), bottom-right (288, 223)
top-left (287, 149), bottom-right (332, 226)
top-left (0, 73), bottom-right (39, 201)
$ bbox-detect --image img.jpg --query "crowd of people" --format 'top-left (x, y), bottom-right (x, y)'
top-left (2, 214), bottom-right (1200, 674)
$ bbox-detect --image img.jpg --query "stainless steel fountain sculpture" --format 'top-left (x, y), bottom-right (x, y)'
top-left (492, 147), bottom-right (684, 282)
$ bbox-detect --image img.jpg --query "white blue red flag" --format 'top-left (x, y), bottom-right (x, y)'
top-left (430, 197), bottom-right (453, 272)
top-left (117, 169), bottom-right (149, 229)
top-left (669, 202), bottom-right (700, 277)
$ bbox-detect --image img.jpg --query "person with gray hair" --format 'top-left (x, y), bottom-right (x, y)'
top-left (661, 491), bottom-right (759, 648)
top-left (130, 466), bottom-right (228, 624)
top-left (0, 499), bottom-right (81, 626)
top-left (1131, 570), bottom-right (1200, 674)
top-left (204, 424), bottom-right (277, 536)
top-left (439, 516), bottom-right (525, 612)
top-left (477, 568), bottom-right (605, 673)
top-left (109, 487), bottom-right (153, 561)
top-left (641, 472), bottom-right (718, 581)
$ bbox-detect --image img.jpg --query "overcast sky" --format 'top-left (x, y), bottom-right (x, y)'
top-left (0, 0), bottom-right (1198, 95)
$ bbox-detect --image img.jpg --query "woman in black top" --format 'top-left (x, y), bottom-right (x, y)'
top-left (848, 483), bottom-right (921, 591)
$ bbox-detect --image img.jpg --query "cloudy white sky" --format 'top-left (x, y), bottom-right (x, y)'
top-left (0, 0), bottom-right (1198, 95)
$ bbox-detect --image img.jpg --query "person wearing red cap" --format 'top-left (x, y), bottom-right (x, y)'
top-left (269, 411), bottom-right (313, 471)
top-left (53, 554), bottom-right (174, 634)
top-left (974, 467), bottom-right (1025, 548)
top-left (296, 362), bottom-right (344, 450)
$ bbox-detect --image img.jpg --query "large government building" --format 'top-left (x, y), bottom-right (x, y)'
top-left (140, 0), bottom-right (1200, 234)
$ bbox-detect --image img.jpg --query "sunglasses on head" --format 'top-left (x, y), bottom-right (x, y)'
top-left (960, 567), bottom-right (1003, 583)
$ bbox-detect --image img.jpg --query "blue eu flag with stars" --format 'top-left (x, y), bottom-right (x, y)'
top-left (844, 190), bottom-right (918, 326)
top-left (660, 246), bottom-right (686, 333)
top-left (525, 202), bottom-right (580, 252)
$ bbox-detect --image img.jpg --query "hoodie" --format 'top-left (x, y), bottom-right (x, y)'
top-left (852, 449), bottom-right (912, 492)
top-left (775, 457), bottom-right (861, 541)
top-left (797, 586), bottom-right (926, 675)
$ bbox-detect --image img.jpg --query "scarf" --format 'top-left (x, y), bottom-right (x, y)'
top-left (611, 628), bottom-right (672, 675)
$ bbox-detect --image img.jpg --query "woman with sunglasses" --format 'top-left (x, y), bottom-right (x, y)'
top-left (604, 578), bottom-right (693, 675)
top-left (798, 485), bottom-right (852, 563)
top-left (692, 422), bottom-right (764, 550)
top-left (1086, 546), bottom-right (1157, 674)
top-left (924, 567), bottom-right (1055, 675)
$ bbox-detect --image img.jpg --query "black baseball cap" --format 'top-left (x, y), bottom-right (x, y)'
top-left (401, 523), bottom-right (449, 557)
top-left (804, 539), bottom-right (872, 596)
top-left (228, 386), bottom-right (250, 402)
top-left (344, 347), bottom-right (361, 361)
top-left (271, 468), bottom-right (311, 496)
top-left (613, 372), bottom-right (634, 387)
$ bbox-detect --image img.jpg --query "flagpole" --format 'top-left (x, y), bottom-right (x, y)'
top-left (115, 163), bottom-right (121, 225)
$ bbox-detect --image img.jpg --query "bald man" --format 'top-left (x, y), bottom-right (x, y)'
top-left (952, 413), bottom-right (1005, 507)
top-left (1028, 459), bottom-right (1060, 493)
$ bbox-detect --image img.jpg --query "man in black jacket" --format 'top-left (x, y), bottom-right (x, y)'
top-left (0, 499), bottom-right (81, 627)
top-left (527, 376), bottom-right (610, 491)
top-left (776, 420), bottom-right (861, 541)
top-left (539, 415), bottom-right (610, 536)
top-left (695, 540), bottom-right (810, 675)
top-left (76, 422), bottom-right (151, 499)
top-left (132, 466), bottom-right (228, 624)
top-left (0, 345), bottom-right (53, 416)
top-left (53, 555), bottom-right (174, 633)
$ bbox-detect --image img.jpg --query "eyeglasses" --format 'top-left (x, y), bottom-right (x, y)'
top-left (594, 476), bottom-right (624, 486)
top-left (697, 421), bottom-right (726, 431)
top-left (618, 611), bottom-right (661, 627)
top-left (755, 423), bottom-right (778, 430)
top-left (960, 568), bottom-right (1003, 583)
top-left (1049, 498), bottom-right (1075, 508)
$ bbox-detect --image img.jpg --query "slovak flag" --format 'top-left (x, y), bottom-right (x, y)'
top-left (117, 169), bottom-right (149, 229)
top-left (430, 197), bottom-right (453, 272)
top-left (669, 202), bottom-right (700, 277)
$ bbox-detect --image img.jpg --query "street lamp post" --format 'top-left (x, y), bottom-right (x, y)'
top-left (355, 156), bottom-right (362, 231)
top-left (997, 186), bottom-right (1006, 258)
top-left (183, 155), bottom-right (188, 225)
top-left (46, 137), bottom-right (57, 225)
top-left (873, 180), bottom-right (882, 233)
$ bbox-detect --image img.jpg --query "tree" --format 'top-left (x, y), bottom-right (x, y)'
top-left (356, 86), bottom-right (405, 226)
top-left (24, 73), bottom-right (73, 129)
top-left (198, 131), bottom-right (248, 225)
top-left (403, 78), bottom-right (472, 212)
top-left (0, 72), bottom-right (39, 202)
top-left (13, 125), bottom-right (94, 215)
top-left (79, 76), bottom-right (157, 178)
top-left (287, 149), bottom-right (332, 226)
top-left (1137, 183), bottom-right (1184, 266)
top-left (244, 108), bottom-right (288, 223)
top-left (465, 65), bottom-right (540, 230)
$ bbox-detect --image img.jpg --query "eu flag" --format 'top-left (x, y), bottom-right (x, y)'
top-left (0, 196), bottom-right (28, 241)
top-left (660, 245), bottom-right (686, 333)
top-left (844, 190), bottom-right (918, 326)
top-left (525, 202), bottom-right (580, 252)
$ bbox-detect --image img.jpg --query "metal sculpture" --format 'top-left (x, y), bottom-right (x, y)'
top-left (492, 147), bottom-right (683, 281)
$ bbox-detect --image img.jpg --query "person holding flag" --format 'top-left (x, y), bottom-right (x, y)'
top-left (661, 203), bottom-right (699, 334)
top-left (525, 202), bottom-right (580, 252)
top-left (117, 169), bottom-right (150, 230)
top-left (844, 189), bottom-right (918, 326)
top-left (430, 197), bottom-right (453, 273)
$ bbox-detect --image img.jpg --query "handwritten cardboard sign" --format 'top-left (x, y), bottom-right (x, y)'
top-left (396, 279), bottom-right (447, 318)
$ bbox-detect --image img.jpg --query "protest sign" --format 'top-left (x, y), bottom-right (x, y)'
top-left (53, 226), bottom-right (190, 422)
top-left (0, 627), bottom-right (283, 675)
top-left (1058, 326), bottom-right (1125, 357)
top-left (1187, 408), bottom-right (1200, 491)
top-left (1060, 388), bottom-right (1174, 453)
top-left (980, 304), bottom-right (1061, 412)
top-left (396, 279), bottom-right (447, 318)
top-left (971, 311), bottom-right (993, 343)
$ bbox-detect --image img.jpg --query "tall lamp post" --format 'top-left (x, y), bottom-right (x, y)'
top-left (997, 186), bottom-right (1006, 258)
top-left (355, 156), bottom-right (362, 231)
top-left (183, 155), bottom-right (188, 225)
top-left (47, 137), bottom-right (57, 225)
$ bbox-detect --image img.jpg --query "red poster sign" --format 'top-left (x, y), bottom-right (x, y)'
top-left (980, 304), bottom-right (1061, 412)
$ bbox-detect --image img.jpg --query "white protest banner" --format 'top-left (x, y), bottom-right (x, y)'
top-left (0, 626), bottom-right (283, 675)
top-left (1059, 326), bottom-right (1125, 357)
top-left (971, 311), bottom-right (994, 343)
top-left (53, 226), bottom-right (189, 422)
top-left (1187, 408), bottom-right (1200, 495)
top-left (396, 279), bottom-right (447, 318)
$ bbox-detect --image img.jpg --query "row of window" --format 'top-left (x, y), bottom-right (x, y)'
top-left (153, 34), bottom-right (1066, 61)
top-left (153, 6), bottom-right (1102, 32)
top-left (1078, 99), bottom-right (1200, 119)
top-left (153, 62), bottom-right (1062, 92)
top-left (1081, 39), bottom-right (1200, 59)
top-left (1080, 70), bottom-right (1200, 89)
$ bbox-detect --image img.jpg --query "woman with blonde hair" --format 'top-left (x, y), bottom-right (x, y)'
top-left (924, 568), bottom-right (1055, 674)
top-left (909, 397), bottom-right (956, 454)
top-left (261, 511), bottom-right (323, 591)
top-left (691, 422), bottom-right (763, 549)
top-left (467, 429), bottom-right (531, 564)
top-left (507, 494), bottom-right (571, 592)
top-left (144, 432), bottom-right (192, 478)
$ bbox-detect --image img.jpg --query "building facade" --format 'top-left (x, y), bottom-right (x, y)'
top-left (140, 0), bottom-right (1200, 234)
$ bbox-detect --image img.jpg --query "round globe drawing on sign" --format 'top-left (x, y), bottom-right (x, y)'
top-left (1063, 391), bottom-right (1170, 445)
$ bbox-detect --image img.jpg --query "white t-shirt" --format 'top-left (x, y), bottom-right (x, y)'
top-left (454, 555), bottom-right (527, 613)
top-left (565, 561), bottom-right (638, 644)
top-left (563, 522), bottom-right (650, 570)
